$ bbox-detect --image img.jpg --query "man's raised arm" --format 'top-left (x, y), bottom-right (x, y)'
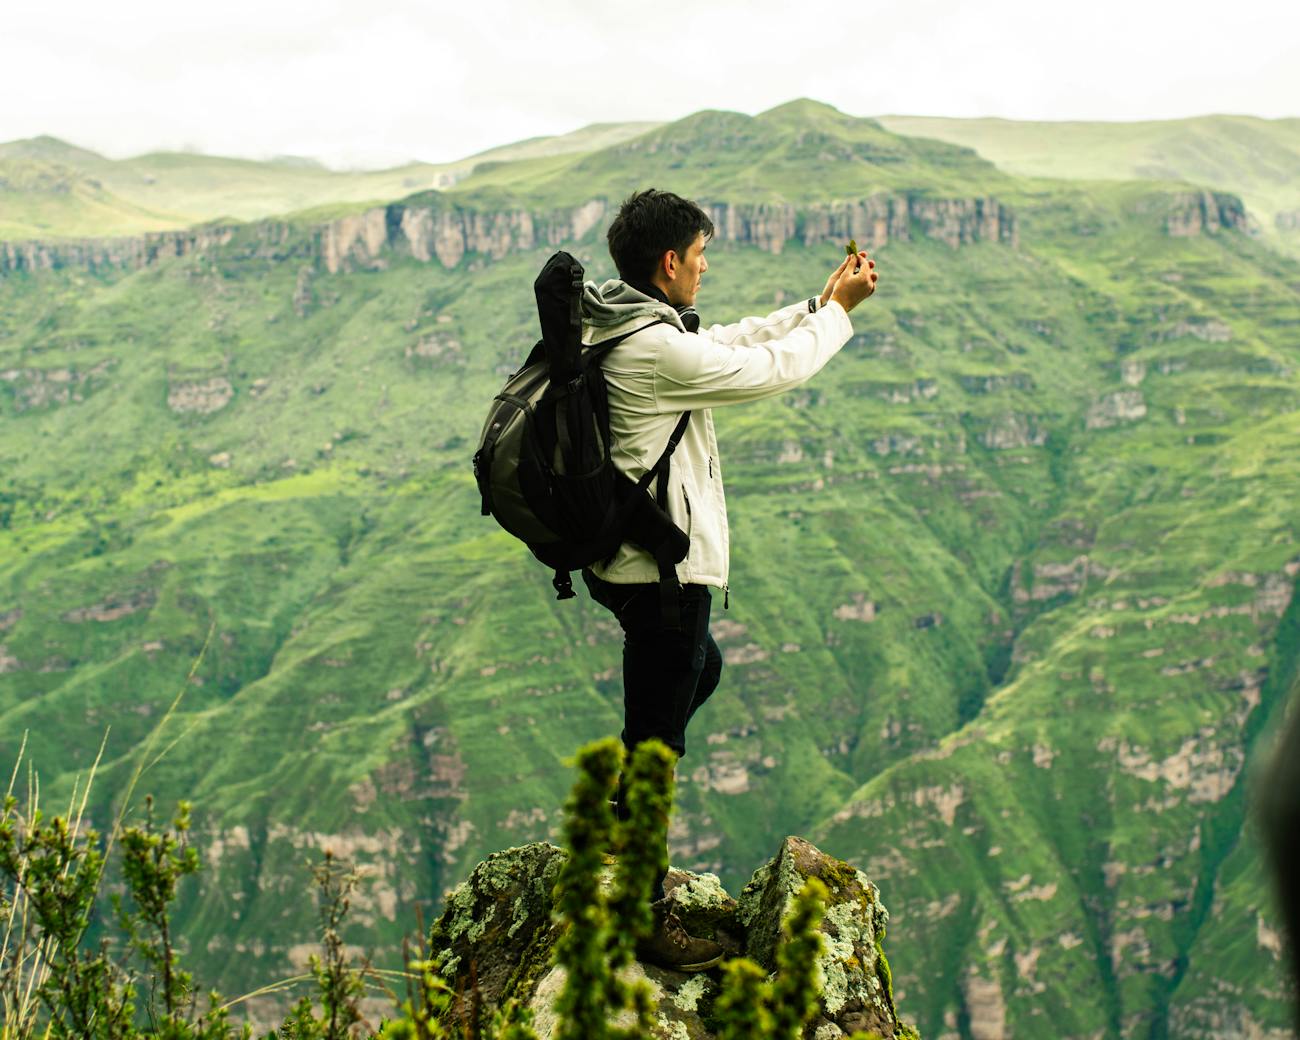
top-left (653, 253), bottom-right (878, 412)
top-left (702, 254), bottom-right (860, 347)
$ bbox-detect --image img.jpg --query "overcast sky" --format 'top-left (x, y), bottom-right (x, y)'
top-left (5, 0), bottom-right (1298, 169)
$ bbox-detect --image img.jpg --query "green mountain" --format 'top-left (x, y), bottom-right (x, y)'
top-left (1, 100), bottom-right (1296, 1037)
top-left (0, 155), bottom-right (190, 239)
top-left (878, 114), bottom-right (1300, 257)
top-left (0, 122), bottom-right (662, 240)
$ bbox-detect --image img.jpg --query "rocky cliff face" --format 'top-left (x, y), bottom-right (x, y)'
top-left (429, 835), bottom-right (907, 1040)
top-left (1, 193), bottom-right (1020, 279)
top-left (0, 220), bottom-right (310, 275)
top-left (318, 194), bottom-right (1019, 273)
top-left (4, 185), bottom-right (1256, 280)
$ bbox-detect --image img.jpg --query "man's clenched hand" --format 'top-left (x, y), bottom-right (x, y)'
top-left (830, 252), bottom-right (878, 313)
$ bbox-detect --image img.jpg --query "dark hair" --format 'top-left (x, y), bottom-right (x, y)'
top-left (606, 189), bottom-right (715, 285)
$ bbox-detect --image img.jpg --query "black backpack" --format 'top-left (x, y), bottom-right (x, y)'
top-left (472, 251), bottom-right (692, 620)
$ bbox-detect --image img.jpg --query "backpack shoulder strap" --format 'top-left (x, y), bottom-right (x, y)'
top-left (583, 318), bottom-right (667, 368)
top-left (649, 410), bottom-right (692, 628)
top-left (634, 410), bottom-right (692, 496)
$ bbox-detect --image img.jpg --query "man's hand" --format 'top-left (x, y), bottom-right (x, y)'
top-left (829, 252), bottom-right (878, 313)
top-left (819, 253), bottom-right (855, 308)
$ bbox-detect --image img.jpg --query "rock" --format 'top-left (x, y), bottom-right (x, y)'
top-left (978, 412), bottom-right (1047, 450)
top-left (739, 836), bottom-right (899, 1039)
top-left (167, 376), bottom-right (233, 415)
top-left (1085, 390), bottom-right (1146, 430)
top-left (429, 842), bottom-right (566, 1010)
top-left (428, 836), bottom-right (908, 1040)
top-left (1156, 191), bottom-right (1248, 237)
top-left (0, 359), bottom-right (115, 411)
top-left (292, 266), bottom-right (315, 316)
top-left (958, 372), bottom-right (1035, 395)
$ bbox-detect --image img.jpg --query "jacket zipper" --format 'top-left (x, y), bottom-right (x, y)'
top-left (708, 455), bottom-right (713, 479)
top-left (723, 583), bottom-right (729, 610)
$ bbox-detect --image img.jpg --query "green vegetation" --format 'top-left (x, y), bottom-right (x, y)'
top-left (1, 102), bottom-right (1297, 1037)
top-left (2, 735), bottom-right (859, 1039)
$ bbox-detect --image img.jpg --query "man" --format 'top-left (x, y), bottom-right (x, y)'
top-left (581, 188), bottom-right (878, 971)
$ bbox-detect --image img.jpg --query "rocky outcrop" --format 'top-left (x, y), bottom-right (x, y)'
top-left (0, 359), bottom-right (115, 411)
top-left (1160, 191), bottom-right (1249, 237)
top-left (974, 412), bottom-right (1048, 450)
top-left (959, 373), bottom-right (1035, 395)
top-left (429, 835), bottom-right (907, 1040)
top-left (167, 375), bottom-right (234, 415)
top-left (1085, 389), bottom-right (1147, 430)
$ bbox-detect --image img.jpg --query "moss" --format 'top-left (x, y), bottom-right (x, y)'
top-left (874, 936), bottom-right (896, 1014)
top-left (818, 857), bottom-right (865, 898)
top-left (500, 917), bottom-right (562, 1005)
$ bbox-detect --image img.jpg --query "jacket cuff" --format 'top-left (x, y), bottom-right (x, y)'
top-left (821, 299), bottom-right (854, 339)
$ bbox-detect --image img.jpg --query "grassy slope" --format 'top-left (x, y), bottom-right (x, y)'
top-left (0, 105), bottom-right (1296, 1036)
top-left (0, 157), bottom-right (192, 238)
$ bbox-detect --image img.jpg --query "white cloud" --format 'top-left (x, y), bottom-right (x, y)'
top-left (3, 0), bottom-right (1297, 167)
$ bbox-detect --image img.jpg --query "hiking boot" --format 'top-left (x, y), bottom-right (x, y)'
top-left (635, 897), bottom-right (724, 972)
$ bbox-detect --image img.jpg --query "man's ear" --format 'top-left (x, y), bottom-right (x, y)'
top-left (662, 249), bottom-right (678, 280)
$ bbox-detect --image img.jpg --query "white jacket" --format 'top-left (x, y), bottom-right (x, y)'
top-left (581, 281), bottom-right (855, 590)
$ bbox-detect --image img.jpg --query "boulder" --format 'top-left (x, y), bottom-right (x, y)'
top-left (428, 835), bottom-right (908, 1039)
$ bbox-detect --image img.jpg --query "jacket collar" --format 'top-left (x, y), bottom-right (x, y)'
top-left (629, 279), bottom-right (700, 333)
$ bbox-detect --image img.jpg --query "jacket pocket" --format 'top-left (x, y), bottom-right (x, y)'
top-left (681, 483), bottom-right (693, 539)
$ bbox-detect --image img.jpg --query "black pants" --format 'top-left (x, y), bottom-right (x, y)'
top-left (583, 569), bottom-right (724, 902)
top-left (582, 569), bottom-right (723, 759)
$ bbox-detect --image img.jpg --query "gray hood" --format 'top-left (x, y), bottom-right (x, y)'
top-left (581, 279), bottom-right (686, 341)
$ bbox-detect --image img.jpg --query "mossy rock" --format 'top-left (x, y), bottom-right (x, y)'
top-left (738, 836), bottom-right (901, 1039)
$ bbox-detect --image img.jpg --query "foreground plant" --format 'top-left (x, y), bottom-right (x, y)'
top-left (548, 737), bottom-right (872, 1040)
top-left (276, 851), bottom-right (372, 1040)
top-left (0, 796), bottom-right (134, 1039)
top-left (554, 738), bottom-right (679, 1040)
top-left (0, 732), bottom-right (248, 1040)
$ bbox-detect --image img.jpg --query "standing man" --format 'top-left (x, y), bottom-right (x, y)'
top-left (580, 189), bottom-right (878, 970)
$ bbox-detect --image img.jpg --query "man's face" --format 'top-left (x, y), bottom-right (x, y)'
top-left (663, 232), bottom-right (709, 307)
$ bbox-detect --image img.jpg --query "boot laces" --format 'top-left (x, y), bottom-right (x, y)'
top-left (664, 911), bottom-right (691, 950)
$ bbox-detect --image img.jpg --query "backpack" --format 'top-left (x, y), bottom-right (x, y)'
top-left (472, 251), bottom-right (692, 621)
